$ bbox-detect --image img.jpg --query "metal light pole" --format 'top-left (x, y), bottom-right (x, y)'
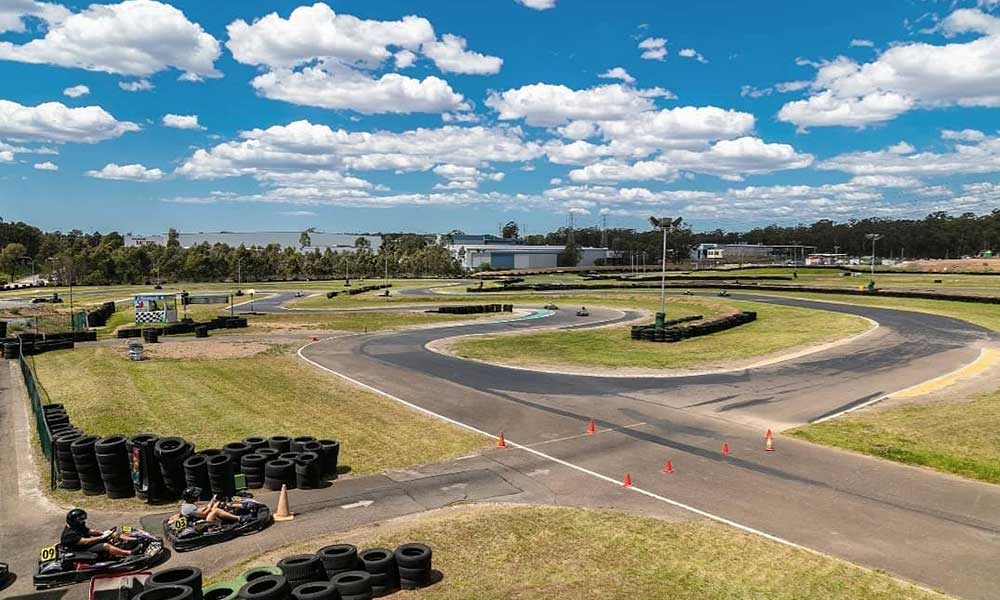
top-left (649, 216), bottom-right (683, 325)
top-left (19, 256), bottom-right (35, 281)
top-left (866, 233), bottom-right (883, 288)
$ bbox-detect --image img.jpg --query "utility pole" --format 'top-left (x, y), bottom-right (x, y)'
top-left (866, 233), bottom-right (883, 288)
top-left (600, 214), bottom-right (608, 248)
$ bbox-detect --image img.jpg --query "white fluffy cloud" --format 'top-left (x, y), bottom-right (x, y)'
top-left (819, 134), bottom-right (1000, 178)
top-left (0, 0), bottom-right (221, 79)
top-left (177, 120), bottom-right (542, 180)
top-left (486, 83), bottom-right (673, 126)
top-left (598, 67), bottom-right (635, 84)
top-left (941, 128), bottom-right (986, 142)
top-left (33, 161), bottom-right (57, 171)
top-left (779, 9), bottom-right (1000, 128)
top-left (119, 79), bottom-right (153, 92)
top-left (0, 99), bottom-right (139, 143)
top-left (86, 162), bottom-right (164, 181)
top-left (638, 37), bottom-right (667, 61)
top-left (225, 3), bottom-right (498, 113)
top-left (162, 114), bottom-right (205, 130)
top-left (0, 0), bottom-right (70, 34)
top-left (678, 48), bottom-right (707, 63)
top-left (514, 0), bottom-right (556, 9)
top-left (250, 64), bottom-right (467, 114)
top-left (422, 34), bottom-right (502, 74)
top-left (567, 137), bottom-right (813, 183)
top-left (62, 85), bottom-right (90, 98)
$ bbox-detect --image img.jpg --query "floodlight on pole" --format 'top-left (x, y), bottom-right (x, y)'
top-left (865, 233), bottom-right (883, 285)
top-left (649, 216), bottom-right (682, 318)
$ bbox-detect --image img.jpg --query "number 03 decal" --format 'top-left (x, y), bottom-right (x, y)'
top-left (173, 516), bottom-right (188, 531)
top-left (39, 546), bottom-right (58, 561)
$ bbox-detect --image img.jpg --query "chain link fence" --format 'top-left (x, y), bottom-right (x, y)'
top-left (19, 345), bottom-right (58, 489)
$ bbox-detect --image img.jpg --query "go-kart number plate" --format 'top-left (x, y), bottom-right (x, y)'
top-left (39, 545), bottom-right (58, 562)
top-left (120, 525), bottom-right (133, 534)
top-left (173, 516), bottom-right (187, 531)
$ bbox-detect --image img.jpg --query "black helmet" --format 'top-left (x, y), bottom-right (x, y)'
top-left (67, 508), bottom-right (87, 527)
top-left (182, 486), bottom-right (202, 502)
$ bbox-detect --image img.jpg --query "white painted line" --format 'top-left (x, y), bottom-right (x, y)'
top-left (810, 347), bottom-right (988, 425)
top-left (296, 338), bottom-right (821, 555)
top-left (340, 500), bottom-right (374, 510)
top-left (524, 468), bottom-right (550, 477)
top-left (229, 293), bottom-right (278, 310)
top-left (526, 422), bottom-right (647, 448)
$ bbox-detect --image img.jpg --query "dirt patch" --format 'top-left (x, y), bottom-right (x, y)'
top-left (112, 339), bottom-right (273, 360)
top-left (898, 258), bottom-right (1000, 273)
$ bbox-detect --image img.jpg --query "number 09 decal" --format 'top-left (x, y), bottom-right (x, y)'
top-left (39, 545), bottom-right (58, 562)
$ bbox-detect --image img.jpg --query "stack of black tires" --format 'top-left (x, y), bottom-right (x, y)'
top-left (54, 431), bottom-right (83, 491)
top-left (434, 304), bottom-right (512, 315)
top-left (70, 435), bottom-right (105, 496)
top-left (87, 302), bottom-right (117, 328)
top-left (207, 454), bottom-right (236, 497)
top-left (155, 437), bottom-right (194, 497)
top-left (96, 435), bottom-right (135, 499)
top-left (137, 566), bottom-right (202, 600)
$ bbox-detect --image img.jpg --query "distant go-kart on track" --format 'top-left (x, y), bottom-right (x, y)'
top-left (294, 289), bottom-right (1000, 600)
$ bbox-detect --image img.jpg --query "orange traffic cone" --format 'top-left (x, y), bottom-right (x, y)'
top-left (622, 472), bottom-right (633, 487)
top-left (663, 460), bottom-right (674, 474)
top-left (497, 432), bottom-right (507, 448)
top-left (765, 429), bottom-right (775, 452)
top-left (722, 442), bottom-right (731, 456)
top-left (587, 418), bottom-right (596, 435)
top-left (273, 484), bottom-right (294, 521)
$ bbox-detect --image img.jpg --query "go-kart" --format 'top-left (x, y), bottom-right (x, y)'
top-left (718, 290), bottom-right (731, 297)
top-left (576, 307), bottom-right (590, 317)
top-left (34, 526), bottom-right (168, 589)
top-left (543, 303), bottom-right (559, 310)
top-left (163, 495), bottom-right (272, 552)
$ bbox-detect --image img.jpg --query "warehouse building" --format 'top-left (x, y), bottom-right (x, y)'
top-left (125, 231), bottom-right (382, 253)
top-left (449, 244), bottom-right (612, 269)
top-left (690, 243), bottom-right (815, 263)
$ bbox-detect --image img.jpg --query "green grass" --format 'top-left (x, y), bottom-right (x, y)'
top-left (31, 345), bottom-right (487, 510)
top-left (212, 505), bottom-right (949, 599)
top-left (453, 296), bottom-right (871, 371)
top-left (791, 387), bottom-right (1000, 485)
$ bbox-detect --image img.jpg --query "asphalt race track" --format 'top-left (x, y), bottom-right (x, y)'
top-left (298, 292), bottom-right (1000, 600)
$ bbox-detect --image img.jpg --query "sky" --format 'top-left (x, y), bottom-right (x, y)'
top-left (1, 0), bottom-right (999, 236)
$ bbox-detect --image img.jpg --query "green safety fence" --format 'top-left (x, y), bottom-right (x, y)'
top-left (19, 347), bottom-right (58, 489)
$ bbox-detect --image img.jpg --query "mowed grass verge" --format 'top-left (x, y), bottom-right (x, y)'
top-left (31, 345), bottom-right (487, 508)
top-left (452, 296), bottom-right (871, 371)
top-left (791, 386), bottom-right (1000, 485)
top-left (213, 505), bottom-right (950, 600)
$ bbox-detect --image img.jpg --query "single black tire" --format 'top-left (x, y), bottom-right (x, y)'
top-left (95, 435), bottom-right (128, 454)
top-left (148, 567), bottom-right (203, 600)
top-left (203, 583), bottom-right (239, 600)
top-left (277, 555), bottom-right (325, 583)
top-left (267, 436), bottom-right (291, 452)
top-left (243, 436), bottom-right (268, 451)
top-left (256, 448), bottom-right (279, 460)
top-left (393, 543), bottom-right (431, 569)
top-left (242, 454), bottom-right (267, 469)
top-left (237, 575), bottom-right (291, 600)
top-left (70, 435), bottom-right (99, 457)
top-left (135, 585), bottom-right (195, 600)
top-left (330, 571), bottom-right (372, 597)
top-left (317, 544), bottom-right (358, 574)
top-left (290, 436), bottom-right (316, 452)
top-left (359, 548), bottom-right (395, 576)
top-left (291, 581), bottom-right (338, 600)
top-left (155, 437), bottom-right (188, 461)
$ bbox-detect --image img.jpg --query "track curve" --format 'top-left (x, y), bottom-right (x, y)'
top-left (297, 292), bottom-right (1000, 600)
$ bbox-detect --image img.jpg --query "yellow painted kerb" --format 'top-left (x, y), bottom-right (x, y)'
top-left (890, 348), bottom-right (1000, 399)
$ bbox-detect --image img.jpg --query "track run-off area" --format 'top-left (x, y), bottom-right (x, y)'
top-left (296, 291), bottom-right (1000, 600)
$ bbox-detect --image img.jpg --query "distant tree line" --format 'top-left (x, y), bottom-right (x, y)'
top-left (2, 210), bottom-right (998, 283)
top-left (525, 211), bottom-right (1000, 264)
top-left (0, 222), bottom-right (463, 285)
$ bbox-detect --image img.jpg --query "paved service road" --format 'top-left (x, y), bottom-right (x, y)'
top-left (301, 294), bottom-right (1000, 600)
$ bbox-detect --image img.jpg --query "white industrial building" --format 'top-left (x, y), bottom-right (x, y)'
top-left (449, 244), bottom-right (612, 270)
top-left (125, 231), bottom-right (382, 253)
top-left (690, 243), bottom-right (815, 263)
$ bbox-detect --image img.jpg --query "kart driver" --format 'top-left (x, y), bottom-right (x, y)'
top-left (60, 509), bottom-right (136, 558)
top-left (180, 487), bottom-right (241, 524)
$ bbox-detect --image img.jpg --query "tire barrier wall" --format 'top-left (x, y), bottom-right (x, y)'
top-left (1, 331), bottom-right (94, 358)
top-left (190, 541), bottom-right (433, 600)
top-left (631, 311), bottom-right (757, 343)
top-left (87, 301), bottom-right (118, 328)
top-left (467, 281), bottom-right (1000, 305)
top-left (117, 316), bottom-right (249, 340)
top-left (432, 304), bottom-right (514, 315)
top-left (326, 284), bottom-right (392, 299)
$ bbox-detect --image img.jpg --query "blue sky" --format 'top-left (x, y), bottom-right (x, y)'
top-left (1, 0), bottom-right (999, 236)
